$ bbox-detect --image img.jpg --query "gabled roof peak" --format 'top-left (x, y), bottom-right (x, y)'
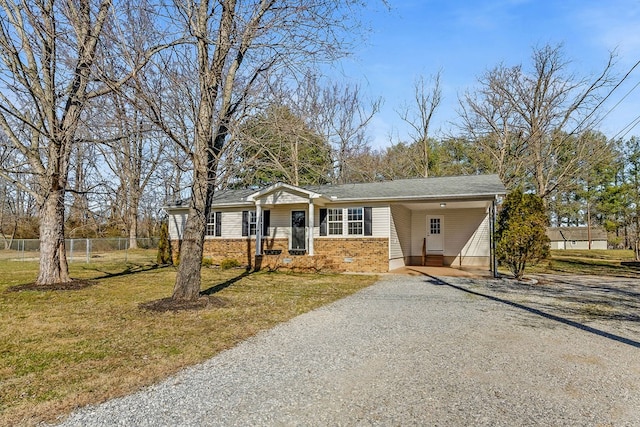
top-left (246, 182), bottom-right (326, 202)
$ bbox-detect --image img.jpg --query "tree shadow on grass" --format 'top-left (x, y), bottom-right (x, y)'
top-left (6, 263), bottom-right (169, 293)
top-left (83, 262), bottom-right (169, 280)
top-left (140, 269), bottom-right (253, 312)
top-left (425, 275), bottom-right (640, 349)
top-left (200, 269), bottom-right (253, 295)
top-left (548, 258), bottom-right (639, 279)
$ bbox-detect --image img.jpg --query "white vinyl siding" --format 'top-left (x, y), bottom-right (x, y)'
top-left (389, 204), bottom-right (411, 261)
top-left (262, 190), bottom-right (309, 205)
top-left (268, 206), bottom-right (302, 239)
top-left (411, 208), bottom-right (489, 259)
top-left (446, 209), bottom-right (490, 258)
top-left (220, 210), bottom-right (244, 238)
top-left (168, 210), bottom-right (188, 240)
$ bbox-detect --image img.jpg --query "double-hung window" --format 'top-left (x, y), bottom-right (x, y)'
top-left (242, 211), bottom-right (257, 236)
top-left (347, 208), bottom-right (364, 235)
top-left (320, 207), bottom-right (372, 237)
top-left (242, 210), bottom-right (270, 237)
top-left (248, 211), bottom-right (257, 235)
top-left (327, 208), bottom-right (343, 235)
top-left (205, 211), bottom-right (222, 236)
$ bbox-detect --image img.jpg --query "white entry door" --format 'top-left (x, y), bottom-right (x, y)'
top-left (426, 215), bottom-right (444, 253)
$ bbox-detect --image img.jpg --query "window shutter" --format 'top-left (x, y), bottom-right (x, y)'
top-left (319, 208), bottom-right (327, 236)
top-left (262, 210), bottom-right (270, 236)
top-left (215, 212), bottom-right (222, 237)
top-left (364, 207), bottom-right (372, 236)
top-left (242, 211), bottom-right (249, 236)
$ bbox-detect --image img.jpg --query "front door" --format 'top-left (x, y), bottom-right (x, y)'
top-left (426, 215), bottom-right (444, 253)
top-left (291, 210), bottom-right (306, 250)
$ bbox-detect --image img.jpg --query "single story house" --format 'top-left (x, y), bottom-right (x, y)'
top-left (546, 226), bottom-right (608, 250)
top-left (165, 174), bottom-right (506, 273)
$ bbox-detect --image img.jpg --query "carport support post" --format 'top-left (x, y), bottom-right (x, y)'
top-left (491, 200), bottom-right (498, 278)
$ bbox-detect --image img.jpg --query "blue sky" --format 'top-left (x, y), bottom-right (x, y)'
top-left (334, 0), bottom-right (640, 148)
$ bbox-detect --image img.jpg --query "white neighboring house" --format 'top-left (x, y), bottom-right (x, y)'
top-left (165, 174), bottom-right (507, 273)
top-left (546, 227), bottom-right (608, 250)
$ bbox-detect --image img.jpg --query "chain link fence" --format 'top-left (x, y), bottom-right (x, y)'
top-left (1, 238), bottom-right (159, 263)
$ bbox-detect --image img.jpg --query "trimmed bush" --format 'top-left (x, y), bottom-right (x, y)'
top-left (220, 258), bottom-right (241, 270)
top-left (156, 222), bottom-right (172, 265)
top-left (496, 189), bottom-right (550, 279)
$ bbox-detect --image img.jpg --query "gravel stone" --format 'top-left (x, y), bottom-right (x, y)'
top-left (53, 274), bottom-right (640, 426)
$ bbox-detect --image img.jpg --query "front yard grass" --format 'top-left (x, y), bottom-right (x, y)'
top-left (527, 249), bottom-right (638, 278)
top-left (0, 255), bottom-right (377, 426)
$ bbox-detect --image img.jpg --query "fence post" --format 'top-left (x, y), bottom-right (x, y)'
top-left (86, 238), bottom-right (90, 263)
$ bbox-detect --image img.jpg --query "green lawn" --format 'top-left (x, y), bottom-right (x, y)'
top-left (0, 252), bottom-right (377, 426)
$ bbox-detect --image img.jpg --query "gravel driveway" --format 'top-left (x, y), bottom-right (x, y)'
top-left (56, 274), bottom-right (640, 426)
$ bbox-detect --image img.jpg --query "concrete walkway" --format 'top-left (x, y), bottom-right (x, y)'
top-left (390, 265), bottom-right (493, 277)
top-left (57, 274), bottom-right (640, 426)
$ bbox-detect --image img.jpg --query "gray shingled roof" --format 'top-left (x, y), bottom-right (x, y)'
top-left (305, 174), bottom-right (505, 200)
top-left (547, 227), bottom-right (608, 242)
top-left (204, 174), bottom-right (505, 206)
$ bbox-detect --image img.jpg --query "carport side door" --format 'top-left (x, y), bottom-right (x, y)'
top-left (426, 215), bottom-right (444, 253)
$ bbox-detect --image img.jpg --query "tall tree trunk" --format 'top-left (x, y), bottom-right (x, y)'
top-left (128, 194), bottom-right (140, 249)
top-left (171, 157), bottom-right (209, 301)
top-left (128, 214), bottom-right (138, 249)
top-left (422, 138), bottom-right (429, 178)
top-left (37, 191), bottom-right (70, 284)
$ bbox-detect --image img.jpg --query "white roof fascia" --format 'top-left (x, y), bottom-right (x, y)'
top-left (246, 182), bottom-right (327, 203)
top-left (324, 192), bottom-right (505, 203)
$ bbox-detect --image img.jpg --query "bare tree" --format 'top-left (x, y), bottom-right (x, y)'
top-left (301, 76), bottom-right (381, 184)
top-left (66, 141), bottom-right (101, 237)
top-left (135, 0), bottom-right (369, 302)
top-left (459, 44), bottom-right (616, 201)
top-left (0, 0), bottom-right (162, 284)
top-left (398, 71), bottom-right (442, 178)
top-left (227, 73), bottom-right (380, 187)
top-left (95, 90), bottom-right (166, 248)
top-left (458, 65), bottom-right (526, 189)
top-left (233, 103), bottom-right (332, 187)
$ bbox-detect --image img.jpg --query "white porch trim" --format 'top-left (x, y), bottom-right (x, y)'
top-left (308, 199), bottom-right (314, 256)
top-left (255, 203), bottom-right (262, 256)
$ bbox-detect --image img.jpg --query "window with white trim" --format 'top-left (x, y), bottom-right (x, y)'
top-left (327, 208), bottom-right (343, 235)
top-left (347, 207), bottom-right (364, 235)
top-left (205, 211), bottom-right (221, 236)
top-left (319, 207), bottom-right (372, 237)
top-left (248, 211), bottom-right (257, 236)
top-left (242, 210), bottom-right (270, 237)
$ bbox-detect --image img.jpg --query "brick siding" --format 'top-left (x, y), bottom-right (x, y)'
top-left (170, 237), bottom-right (389, 273)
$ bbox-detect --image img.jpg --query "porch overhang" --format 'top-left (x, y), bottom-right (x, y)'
top-left (396, 197), bottom-right (496, 211)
